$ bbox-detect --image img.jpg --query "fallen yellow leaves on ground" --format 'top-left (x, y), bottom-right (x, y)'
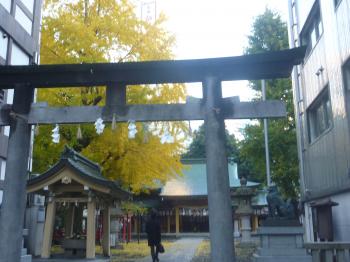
top-left (110, 240), bottom-right (174, 262)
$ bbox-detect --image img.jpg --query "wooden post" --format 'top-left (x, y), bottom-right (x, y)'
top-left (137, 214), bottom-right (141, 244)
top-left (122, 217), bottom-right (126, 242)
top-left (102, 207), bottom-right (110, 257)
top-left (167, 214), bottom-right (171, 233)
top-left (0, 86), bottom-right (34, 262)
top-left (253, 215), bottom-right (259, 232)
top-left (127, 214), bottom-right (130, 242)
top-left (86, 200), bottom-right (96, 259)
top-left (204, 76), bottom-right (235, 262)
top-left (41, 199), bottom-right (56, 258)
top-left (175, 207), bottom-right (180, 236)
top-left (134, 216), bottom-right (138, 234)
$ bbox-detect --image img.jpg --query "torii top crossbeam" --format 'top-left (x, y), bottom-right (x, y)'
top-left (0, 47), bottom-right (305, 88)
top-left (0, 47), bottom-right (305, 126)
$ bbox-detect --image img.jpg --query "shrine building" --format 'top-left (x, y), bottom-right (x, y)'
top-left (133, 159), bottom-right (268, 237)
top-left (26, 146), bottom-right (130, 259)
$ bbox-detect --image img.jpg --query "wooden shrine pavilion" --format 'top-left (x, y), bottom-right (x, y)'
top-left (133, 159), bottom-right (267, 236)
top-left (27, 146), bottom-right (130, 259)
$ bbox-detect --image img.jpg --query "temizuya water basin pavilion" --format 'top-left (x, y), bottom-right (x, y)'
top-left (0, 46), bottom-right (305, 262)
top-left (27, 146), bottom-right (130, 259)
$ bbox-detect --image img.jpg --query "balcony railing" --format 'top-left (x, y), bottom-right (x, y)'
top-left (304, 242), bottom-right (350, 262)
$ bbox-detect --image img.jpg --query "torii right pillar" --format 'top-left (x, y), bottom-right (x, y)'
top-left (204, 76), bottom-right (235, 262)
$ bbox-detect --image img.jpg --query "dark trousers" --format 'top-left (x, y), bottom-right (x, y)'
top-left (150, 245), bottom-right (159, 261)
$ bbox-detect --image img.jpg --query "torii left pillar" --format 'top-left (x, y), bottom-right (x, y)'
top-left (0, 85), bottom-right (34, 262)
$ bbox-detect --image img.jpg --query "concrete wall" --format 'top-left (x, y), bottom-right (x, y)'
top-left (303, 203), bottom-right (314, 242)
top-left (25, 205), bottom-right (45, 256)
top-left (331, 192), bottom-right (350, 241)
top-left (303, 192), bottom-right (350, 242)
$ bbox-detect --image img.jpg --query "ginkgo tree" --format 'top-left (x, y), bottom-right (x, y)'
top-left (33, 0), bottom-right (187, 193)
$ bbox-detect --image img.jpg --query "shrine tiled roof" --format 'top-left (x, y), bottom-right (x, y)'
top-left (161, 158), bottom-right (259, 197)
top-left (27, 146), bottom-right (130, 199)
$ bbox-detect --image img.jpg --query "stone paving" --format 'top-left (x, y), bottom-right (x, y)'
top-left (33, 256), bottom-right (110, 262)
top-left (32, 238), bottom-right (203, 262)
top-left (135, 238), bottom-right (204, 262)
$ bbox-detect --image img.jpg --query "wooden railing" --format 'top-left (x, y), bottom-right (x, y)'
top-left (304, 242), bottom-right (350, 262)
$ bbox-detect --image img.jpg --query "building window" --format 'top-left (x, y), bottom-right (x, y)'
top-left (4, 126), bottom-right (10, 136)
top-left (0, 190), bottom-right (3, 205)
top-left (301, 2), bottom-right (323, 57)
top-left (344, 60), bottom-right (350, 89)
top-left (5, 41), bottom-right (28, 139)
top-left (342, 59), bottom-right (350, 127)
top-left (10, 42), bottom-right (30, 65)
top-left (0, 30), bottom-right (8, 59)
top-left (307, 87), bottom-right (332, 143)
top-left (0, 0), bottom-right (11, 13)
top-left (15, 5), bottom-right (33, 35)
top-left (4, 89), bottom-right (14, 136)
top-left (334, 0), bottom-right (342, 9)
top-left (0, 159), bottom-right (6, 180)
top-left (0, 89), bottom-right (4, 103)
top-left (20, 0), bottom-right (34, 14)
top-left (6, 89), bottom-right (13, 104)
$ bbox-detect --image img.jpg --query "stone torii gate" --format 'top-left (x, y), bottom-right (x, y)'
top-left (0, 47), bottom-right (305, 262)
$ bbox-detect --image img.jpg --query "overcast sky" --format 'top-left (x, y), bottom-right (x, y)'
top-left (157, 0), bottom-right (288, 59)
top-left (138, 0), bottom-right (289, 137)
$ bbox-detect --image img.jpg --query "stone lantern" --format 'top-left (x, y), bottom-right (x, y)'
top-left (232, 176), bottom-right (256, 244)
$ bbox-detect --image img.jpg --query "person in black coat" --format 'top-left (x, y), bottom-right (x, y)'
top-left (146, 210), bottom-right (161, 262)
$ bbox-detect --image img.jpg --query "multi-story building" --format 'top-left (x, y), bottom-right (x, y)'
top-left (288, 0), bottom-right (350, 242)
top-left (0, 0), bottom-right (42, 204)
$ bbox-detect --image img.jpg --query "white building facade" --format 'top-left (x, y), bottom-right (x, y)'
top-left (288, 0), bottom-right (350, 242)
top-left (0, 0), bottom-right (42, 204)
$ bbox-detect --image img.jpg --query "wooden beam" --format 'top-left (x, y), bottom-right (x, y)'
top-left (175, 207), bottom-right (180, 236)
top-left (167, 215), bottom-right (171, 233)
top-left (51, 184), bottom-right (84, 193)
top-left (102, 207), bottom-right (111, 257)
top-left (0, 100), bottom-right (286, 125)
top-left (54, 197), bottom-right (88, 203)
top-left (0, 47), bottom-right (306, 89)
top-left (86, 200), bottom-right (96, 259)
top-left (41, 200), bottom-right (56, 258)
top-left (134, 216), bottom-right (138, 234)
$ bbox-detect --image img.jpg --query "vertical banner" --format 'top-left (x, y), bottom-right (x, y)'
top-left (141, 1), bottom-right (156, 23)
